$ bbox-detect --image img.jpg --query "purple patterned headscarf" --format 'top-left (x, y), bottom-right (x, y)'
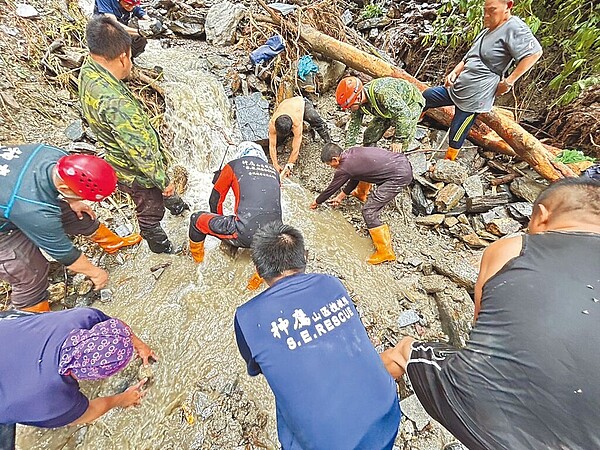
top-left (58, 319), bottom-right (134, 381)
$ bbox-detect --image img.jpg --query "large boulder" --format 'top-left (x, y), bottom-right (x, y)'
top-left (205, 1), bottom-right (246, 46)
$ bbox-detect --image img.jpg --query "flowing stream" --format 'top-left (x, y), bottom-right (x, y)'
top-left (17, 42), bottom-right (406, 450)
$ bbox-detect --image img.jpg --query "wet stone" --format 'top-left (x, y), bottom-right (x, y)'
top-left (206, 54), bottom-right (232, 70)
top-left (435, 184), bottom-right (465, 213)
top-left (407, 151), bottom-right (429, 176)
top-left (233, 92), bottom-right (269, 141)
top-left (400, 394), bottom-right (431, 431)
top-left (415, 214), bottom-right (445, 226)
top-left (486, 217), bottom-right (522, 236)
top-left (507, 202), bottom-right (533, 221)
top-left (431, 159), bottom-right (468, 184)
top-left (462, 174), bottom-right (484, 198)
top-left (420, 275), bottom-right (447, 293)
top-left (510, 177), bottom-right (547, 203)
top-left (48, 282), bottom-right (66, 304)
top-left (410, 184), bottom-right (434, 215)
top-left (64, 119), bottom-right (84, 141)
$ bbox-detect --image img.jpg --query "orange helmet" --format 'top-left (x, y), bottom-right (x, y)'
top-left (336, 77), bottom-right (363, 109)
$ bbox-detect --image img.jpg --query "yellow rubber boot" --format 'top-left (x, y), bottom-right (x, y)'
top-left (444, 147), bottom-right (460, 161)
top-left (91, 223), bottom-right (142, 254)
top-left (367, 224), bottom-right (396, 265)
top-left (247, 272), bottom-right (264, 290)
top-left (21, 300), bottom-right (51, 313)
top-left (351, 181), bottom-right (372, 202)
top-left (189, 240), bottom-right (205, 263)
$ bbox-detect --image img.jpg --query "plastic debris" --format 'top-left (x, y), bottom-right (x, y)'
top-left (297, 55), bottom-right (319, 81)
top-left (249, 34), bottom-right (285, 66)
top-left (267, 2), bottom-right (298, 15)
top-left (397, 309), bottom-right (421, 328)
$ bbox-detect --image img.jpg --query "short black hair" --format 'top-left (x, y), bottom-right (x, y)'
top-left (321, 143), bottom-right (343, 163)
top-left (86, 16), bottom-right (131, 60)
top-left (534, 176), bottom-right (600, 219)
top-left (274, 115), bottom-right (293, 137)
top-left (251, 222), bottom-right (306, 282)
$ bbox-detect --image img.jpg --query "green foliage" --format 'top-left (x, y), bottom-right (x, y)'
top-left (554, 149), bottom-right (596, 164)
top-left (360, 3), bottom-right (385, 20)
top-left (425, 0), bottom-right (600, 105)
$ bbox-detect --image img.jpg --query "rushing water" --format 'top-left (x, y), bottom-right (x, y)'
top-left (17, 42), bottom-right (406, 450)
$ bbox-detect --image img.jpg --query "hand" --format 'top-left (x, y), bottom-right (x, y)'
top-left (444, 71), bottom-right (458, 87)
top-left (390, 142), bottom-right (403, 153)
top-left (327, 193), bottom-right (345, 208)
top-left (495, 79), bottom-right (513, 96)
top-left (273, 163), bottom-right (283, 173)
top-left (90, 267), bottom-right (109, 290)
top-left (119, 378), bottom-right (147, 408)
top-left (132, 334), bottom-right (158, 367)
top-left (309, 201), bottom-right (319, 210)
top-left (162, 183), bottom-right (175, 197)
top-left (67, 200), bottom-right (96, 220)
top-left (280, 167), bottom-right (291, 179)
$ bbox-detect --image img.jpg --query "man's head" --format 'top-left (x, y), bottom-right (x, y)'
top-left (483, 0), bottom-right (513, 30)
top-left (320, 143), bottom-right (343, 168)
top-left (529, 177), bottom-right (600, 233)
top-left (274, 115), bottom-right (293, 139)
top-left (336, 77), bottom-right (364, 111)
top-left (252, 222), bottom-right (307, 284)
top-left (55, 154), bottom-right (117, 201)
top-left (58, 319), bottom-right (134, 381)
top-left (85, 16), bottom-right (132, 79)
top-left (119, 0), bottom-right (140, 12)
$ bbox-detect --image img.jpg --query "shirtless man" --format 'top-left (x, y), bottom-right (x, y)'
top-left (268, 96), bottom-right (331, 178)
top-left (380, 178), bottom-right (600, 450)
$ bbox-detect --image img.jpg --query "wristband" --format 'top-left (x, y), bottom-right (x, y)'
top-left (284, 162), bottom-right (295, 172)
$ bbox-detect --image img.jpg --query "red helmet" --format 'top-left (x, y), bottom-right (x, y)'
top-left (336, 77), bottom-right (364, 109)
top-left (121, 0), bottom-right (141, 6)
top-left (56, 154), bottom-right (117, 201)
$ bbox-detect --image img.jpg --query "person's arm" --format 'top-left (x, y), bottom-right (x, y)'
top-left (288, 123), bottom-right (303, 166)
top-left (496, 51), bottom-right (543, 96)
top-left (101, 13), bottom-right (140, 36)
top-left (344, 111), bottom-right (363, 148)
top-left (474, 235), bottom-right (523, 321)
top-left (445, 61), bottom-right (465, 87)
top-left (268, 121), bottom-right (281, 173)
top-left (234, 315), bottom-right (262, 376)
top-left (313, 170), bottom-right (351, 206)
top-left (208, 164), bottom-right (234, 214)
top-left (380, 337), bottom-right (415, 379)
top-left (68, 253), bottom-right (109, 290)
top-left (70, 379), bottom-right (147, 425)
top-left (131, 333), bottom-right (158, 366)
top-left (102, 98), bottom-right (170, 192)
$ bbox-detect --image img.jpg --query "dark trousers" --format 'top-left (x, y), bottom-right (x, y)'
top-left (0, 424), bottom-right (15, 450)
top-left (276, 98), bottom-right (331, 145)
top-left (0, 202), bottom-right (98, 309)
top-left (423, 86), bottom-right (477, 149)
top-left (189, 212), bottom-right (250, 248)
top-left (131, 35), bottom-right (147, 59)
top-left (363, 179), bottom-right (410, 228)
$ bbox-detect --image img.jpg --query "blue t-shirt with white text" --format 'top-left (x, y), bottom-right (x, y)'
top-left (94, 0), bottom-right (146, 25)
top-left (235, 273), bottom-right (400, 450)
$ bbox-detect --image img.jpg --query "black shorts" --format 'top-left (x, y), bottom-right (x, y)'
top-left (406, 342), bottom-right (487, 450)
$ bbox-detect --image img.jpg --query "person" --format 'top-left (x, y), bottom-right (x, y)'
top-left (93, 0), bottom-right (155, 59)
top-left (79, 16), bottom-right (189, 255)
top-left (381, 177), bottom-right (600, 449)
top-left (422, 0), bottom-right (542, 161)
top-left (0, 144), bottom-right (141, 312)
top-left (310, 144), bottom-right (413, 265)
top-left (0, 307), bottom-right (156, 449)
top-left (234, 223), bottom-right (401, 449)
top-left (268, 95), bottom-right (331, 178)
top-left (188, 142), bottom-right (282, 288)
top-left (336, 76), bottom-right (424, 200)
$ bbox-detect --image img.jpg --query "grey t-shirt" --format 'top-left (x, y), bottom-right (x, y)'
top-left (449, 16), bottom-right (542, 113)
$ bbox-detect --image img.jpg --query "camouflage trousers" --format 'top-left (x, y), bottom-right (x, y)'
top-left (362, 102), bottom-right (422, 147)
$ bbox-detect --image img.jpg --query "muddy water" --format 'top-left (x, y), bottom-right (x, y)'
top-left (17, 43), bottom-right (406, 450)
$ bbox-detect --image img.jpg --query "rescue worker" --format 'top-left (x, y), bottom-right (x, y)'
top-left (0, 144), bottom-right (141, 312)
top-left (336, 76), bottom-right (424, 201)
top-left (188, 142), bottom-right (282, 278)
top-left (235, 223), bottom-right (401, 449)
top-left (268, 96), bottom-right (331, 178)
top-left (93, 0), bottom-right (156, 59)
top-left (310, 143), bottom-right (413, 265)
top-left (0, 307), bottom-right (156, 449)
top-left (79, 16), bottom-right (189, 255)
top-left (382, 177), bottom-right (600, 449)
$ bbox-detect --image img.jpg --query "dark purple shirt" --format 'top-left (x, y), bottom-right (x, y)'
top-left (316, 147), bottom-right (413, 204)
top-left (0, 308), bottom-right (111, 427)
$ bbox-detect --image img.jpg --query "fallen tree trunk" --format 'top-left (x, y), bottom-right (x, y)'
top-left (257, 1), bottom-right (574, 181)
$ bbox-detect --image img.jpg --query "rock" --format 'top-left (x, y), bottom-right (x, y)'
top-left (430, 252), bottom-right (478, 291)
top-left (448, 223), bottom-right (474, 237)
top-left (314, 58), bottom-right (346, 91)
top-left (48, 282), bottom-right (66, 304)
top-left (420, 275), bottom-right (447, 293)
top-left (205, 1), bottom-right (246, 46)
top-left (462, 174), bottom-right (484, 197)
top-left (507, 202), bottom-right (533, 221)
top-left (206, 54), bottom-right (232, 70)
top-left (410, 184), bottom-right (434, 215)
top-left (397, 310), bottom-right (421, 328)
top-left (400, 395), bottom-right (430, 431)
top-left (457, 214), bottom-right (469, 225)
top-left (486, 218), bottom-right (522, 236)
top-left (510, 177), bottom-right (547, 203)
top-left (415, 214), bottom-right (445, 226)
top-left (444, 216), bottom-right (459, 228)
top-left (461, 233), bottom-right (489, 248)
top-left (167, 17), bottom-right (205, 37)
top-left (16, 3), bottom-right (40, 18)
top-left (233, 93), bottom-right (269, 142)
top-left (433, 287), bottom-right (474, 346)
top-left (356, 16), bottom-right (391, 31)
top-left (407, 151), bottom-right (429, 176)
top-left (481, 206), bottom-right (509, 224)
top-left (73, 273), bottom-right (93, 296)
top-left (465, 193), bottom-right (510, 213)
top-left (64, 119), bottom-right (84, 141)
top-left (435, 184), bottom-right (465, 213)
top-left (0, 91), bottom-right (19, 110)
top-left (341, 9), bottom-right (353, 25)
top-left (431, 160), bottom-right (468, 184)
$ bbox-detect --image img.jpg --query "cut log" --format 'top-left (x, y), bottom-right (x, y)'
top-left (256, 1), bottom-right (576, 181)
top-left (466, 193), bottom-right (510, 213)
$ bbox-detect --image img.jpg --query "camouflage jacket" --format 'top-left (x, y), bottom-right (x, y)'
top-left (346, 77), bottom-right (425, 148)
top-left (78, 58), bottom-right (169, 190)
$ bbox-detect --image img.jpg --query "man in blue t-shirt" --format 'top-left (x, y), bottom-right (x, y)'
top-left (0, 308), bottom-right (157, 449)
top-left (235, 223), bottom-right (401, 449)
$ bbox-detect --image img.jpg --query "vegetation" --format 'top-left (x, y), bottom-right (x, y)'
top-left (360, 3), bottom-right (385, 20)
top-left (425, 0), bottom-right (600, 105)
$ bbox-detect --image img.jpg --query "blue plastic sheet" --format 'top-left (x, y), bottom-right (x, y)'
top-left (249, 35), bottom-right (285, 66)
top-left (297, 55), bottom-right (319, 81)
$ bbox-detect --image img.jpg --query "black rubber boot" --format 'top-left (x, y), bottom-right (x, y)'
top-left (141, 225), bottom-right (174, 254)
top-left (164, 195), bottom-right (190, 216)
